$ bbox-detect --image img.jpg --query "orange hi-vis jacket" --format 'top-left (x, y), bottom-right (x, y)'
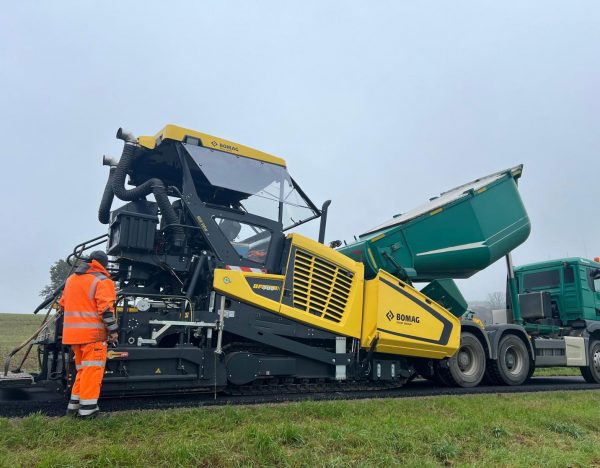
top-left (59, 260), bottom-right (117, 345)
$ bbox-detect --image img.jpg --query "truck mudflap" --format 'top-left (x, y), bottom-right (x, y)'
top-left (484, 324), bottom-right (534, 361)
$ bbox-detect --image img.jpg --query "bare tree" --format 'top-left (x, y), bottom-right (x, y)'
top-left (487, 291), bottom-right (505, 310)
top-left (39, 259), bottom-right (72, 298)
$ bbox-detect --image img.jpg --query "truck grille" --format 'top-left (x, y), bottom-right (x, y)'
top-left (292, 249), bottom-right (353, 323)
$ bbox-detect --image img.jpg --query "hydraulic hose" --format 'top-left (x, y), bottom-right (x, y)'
top-left (98, 166), bottom-right (115, 224)
top-left (111, 128), bottom-right (185, 246)
top-left (185, 254), bottom-right (207, 299)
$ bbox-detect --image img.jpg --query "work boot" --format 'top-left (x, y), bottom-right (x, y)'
top-left (78, 410), bottom-right (100, 420)
top-left (65, 398), bottom-right (80, 417)
top-left (78, 403), bottom-right (100, 419)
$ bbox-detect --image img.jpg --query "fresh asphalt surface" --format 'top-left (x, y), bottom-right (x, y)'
top-left (0, 376), bottom-right (598, 418)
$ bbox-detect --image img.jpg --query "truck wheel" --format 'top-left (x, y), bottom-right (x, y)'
top-left (487, 334), bottom-right (530, 386)
top-left (580, 340), bottom-right (600, 383)
top-left (437, 332), bottom-right (486, 387)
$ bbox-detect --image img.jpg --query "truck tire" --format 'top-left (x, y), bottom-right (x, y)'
top-left (525, 361), bottom-right (535, 382)
top-left (487, 334), bottom-right (530, 386)
top-left (436, 332), bottom-right (486, 387)
top-left (580, 340), bottom-right (600, 383)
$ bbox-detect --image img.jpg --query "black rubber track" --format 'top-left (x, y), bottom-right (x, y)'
top-left (0, 376), bottom-right (598, 418)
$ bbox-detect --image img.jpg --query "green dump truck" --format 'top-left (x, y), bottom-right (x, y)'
top-left (339, 165), bottom-right (600, 387)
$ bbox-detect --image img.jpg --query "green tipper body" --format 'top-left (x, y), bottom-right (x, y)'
top-left (339, 166), bottom-right (530, 282)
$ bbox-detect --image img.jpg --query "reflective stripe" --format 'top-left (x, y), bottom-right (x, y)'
top-left (80, 360), bottom-right (105, 367)
top-left (70, 395), bottom-right (80, 401)
top-left (64, 311), bottom-right (99, 319)
top-left (87, 273), bottom-right (107, 299)
top-left (88, 277), bottom-right (101, 299)
top-left (78, 406), bottom-right (99, 416)
top-left (67, 403), bottom-right (80, 410)
top-left (76, 365), bottom-right (82, 370)
top-left (80, 398), bottom-right (98, 405)
top-left (103, 310), bottom-right (117, 332)
top-left (63, 323), bottom-right (105, 329)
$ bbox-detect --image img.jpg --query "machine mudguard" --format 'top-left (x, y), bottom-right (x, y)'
top-left (584, 320), bottom-right (600, 338)
top-left (460, 321), bottom-right (493, 359)
top-left (484, 324), bottom-right (534, 361)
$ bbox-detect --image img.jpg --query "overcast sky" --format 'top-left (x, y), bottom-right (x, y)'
top-left (1, 2), bottom-right (599, 313)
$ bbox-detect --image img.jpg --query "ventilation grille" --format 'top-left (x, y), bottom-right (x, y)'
top-left (292, 249), bottom-right (353, 323)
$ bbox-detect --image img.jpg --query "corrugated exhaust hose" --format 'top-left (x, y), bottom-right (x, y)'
top-left (98, 167), bottom-right (115, 224)
top-left (98, 127), bottom-right (184, 247)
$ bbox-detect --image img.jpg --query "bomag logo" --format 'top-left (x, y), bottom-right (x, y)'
top-left (211, 140), bottom-right (240, 153)
top-left (386, 310), bottom-right (420, 324)
top-left (253, 284), bottom-right (281, 292)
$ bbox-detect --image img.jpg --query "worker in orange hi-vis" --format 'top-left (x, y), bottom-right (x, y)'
top-left (58, 250), bottom-right (117, 418)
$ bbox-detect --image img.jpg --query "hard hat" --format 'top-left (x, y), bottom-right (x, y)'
top-left (87, 250), bottom-right (109, 267)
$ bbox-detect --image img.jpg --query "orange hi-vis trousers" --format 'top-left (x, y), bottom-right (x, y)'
top-left (67, 341), bottom-right (107, 416)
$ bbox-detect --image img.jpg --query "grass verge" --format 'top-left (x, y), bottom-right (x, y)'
top-left (534, 366), bottom-right (581, 377)
top-left (0, 391), bottom-right (599, 466)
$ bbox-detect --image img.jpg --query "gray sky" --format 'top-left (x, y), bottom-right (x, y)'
top-left (1, 1), bottom-right (599, 313)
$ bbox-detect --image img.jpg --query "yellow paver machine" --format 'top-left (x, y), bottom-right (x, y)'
top-left (3, 125), bottom-right (542, 395)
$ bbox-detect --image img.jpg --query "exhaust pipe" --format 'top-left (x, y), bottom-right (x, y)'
top-left (108, 127), bottom-right (185, 246)
top-left (318, 200), bottom-right (332, 244)
top-left (103, 154), bottom-right (120, 167)
top-left (98, 128), bottom-right (142, 224)
top-left (116, 127), bottom-right (137, 144)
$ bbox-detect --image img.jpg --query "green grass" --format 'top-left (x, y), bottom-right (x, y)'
top-left (0, 391), bottom-right (599, 466)
top-left (534, 366), bottom-right (582, 377)
top-left (0, 313), bottom-right (45, 372)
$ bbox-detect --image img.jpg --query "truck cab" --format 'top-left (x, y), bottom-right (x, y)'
top-left (514, 258), bottom-right (600, 329)
top-left (502, 257), bottom-right (600, 384)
